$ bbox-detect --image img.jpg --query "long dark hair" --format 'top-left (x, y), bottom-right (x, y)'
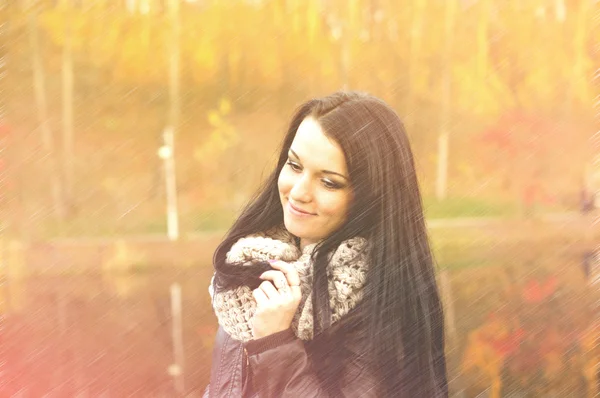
top-left (213, 91), bottom-right (447, 396)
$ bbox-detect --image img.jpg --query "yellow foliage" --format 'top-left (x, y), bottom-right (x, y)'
top-left (102, 240), bottom-right (147, 274)
top-left (28, 1), bottom-right (593, 111)
top-left (188, 36), bottom-right (218, 84)
top-left (461, 330), bottom-right (504, 397)
top-left (461, 314), bottom-right (524, 395)
top-left (207, 111), bottom-right (222, 128)
top-left (462, 332), bottom-right (503, 376)
top-left (102, 177), bottom-right (119, 194)
top-left (454, 62), bottom-right (505, 117)
top-left (38, 11), bottom-right (65, 45)
top-left (543, 351), bottom-right (563, 380)
top-left (219, 99), bottom-right (231, 115)
top-left (253, 44), bottom-right (283, 86)
top-left (37, 9), bottom-right (86, 50)
top-left (228, 44), bottom-right (243, 88)
top-left (580, 321), bottom-right (600, 355)
top-left (348, 0), bottom-right (361, 31)
top-left (292, 4), bottom-right (300, 34)
top-left (194, 99), bottom-right (239, 164)
top-left (90, 16), bottom-right (125, 67)
top-left (583, 359), bottom-right (599, 397)
top-left (307, 0), bottom-right (320, 45)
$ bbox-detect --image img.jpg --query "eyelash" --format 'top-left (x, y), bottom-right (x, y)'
top-left (285, 161), bottom-right (342, 190)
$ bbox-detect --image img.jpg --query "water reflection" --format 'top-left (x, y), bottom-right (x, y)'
top-left (3, 270), bottom-right (217, 397)
top-left (3, 233), bottom-right (599, 397)
top-left (453, 260), bottom-right (598, 397)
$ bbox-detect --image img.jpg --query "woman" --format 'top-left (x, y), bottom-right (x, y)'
top-left (204, 91), bottom-right (448, 397)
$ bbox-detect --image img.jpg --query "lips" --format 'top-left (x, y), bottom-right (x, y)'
top-left (288, 201), bottom-right (316, 216)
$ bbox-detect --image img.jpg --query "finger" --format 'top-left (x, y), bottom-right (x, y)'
top-left (252, 288), bottom-right (268, 307)
top-left (260, 270), bottom-right (288, 290)
top-left (289, 283), bottom-right (302, 301)
top-left (262, 268), bottom-right (297, 298)
top-left (259, 280), bottom-right (280, 301)
top-left (268, 260), bottom-right (301, 286)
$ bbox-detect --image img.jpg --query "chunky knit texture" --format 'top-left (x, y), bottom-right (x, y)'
top-left (210, 226), bottom-right (370, 342)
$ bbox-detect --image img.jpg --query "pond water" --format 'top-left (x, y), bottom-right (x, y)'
top-left (3, 268), bottom-right (217, 397)
top-left (2, 241), bottom-right (599, 397)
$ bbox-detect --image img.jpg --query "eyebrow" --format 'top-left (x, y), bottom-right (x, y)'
top-left (289, 149), bottom-right (349, 181)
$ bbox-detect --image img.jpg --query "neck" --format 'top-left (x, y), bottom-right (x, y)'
top-left (300, 238), bottom-right (318, 251)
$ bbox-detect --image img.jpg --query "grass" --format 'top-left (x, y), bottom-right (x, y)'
top-left (189, 208), bottom-right (237, 232)
top-left (423, 195), bottom-right (570, 219)
top-left (33, 206), bottom-right (237, 239)
top-left (423, 196), bottom-right (521, 219)
top-left (23, 195), bottom-right (575, 240)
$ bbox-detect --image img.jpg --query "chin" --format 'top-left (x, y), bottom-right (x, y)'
top-left (283, 218), bottom-right (300, 236)
top-left (284, 218), bottom-right (309, 240)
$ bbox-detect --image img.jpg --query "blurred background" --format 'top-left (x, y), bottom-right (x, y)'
top-left (1, 0), bottom-right (599, 396)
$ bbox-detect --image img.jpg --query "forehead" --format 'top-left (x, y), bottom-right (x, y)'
top-left (291, 117), bottom-right (347, 172)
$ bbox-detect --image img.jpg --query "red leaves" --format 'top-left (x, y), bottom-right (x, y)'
top-left (479, 111), bottom-right (555, 156)
top-left (485, 327), bottom-right (526, 358)
top-left (522, 276), bottom-right (558, 303)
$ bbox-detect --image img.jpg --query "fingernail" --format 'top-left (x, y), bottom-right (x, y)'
top-left (267, 259), bottom-right (275, 264)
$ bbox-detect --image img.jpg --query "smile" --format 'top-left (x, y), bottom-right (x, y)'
top-left (287, 202), bottom-right (316, 217)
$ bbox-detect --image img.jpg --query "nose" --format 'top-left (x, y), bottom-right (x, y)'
top-left (289, 174), bottom-right (312, 204)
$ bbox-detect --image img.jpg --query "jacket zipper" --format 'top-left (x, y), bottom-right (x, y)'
top-left (242, 347), bottom-right (249, 388)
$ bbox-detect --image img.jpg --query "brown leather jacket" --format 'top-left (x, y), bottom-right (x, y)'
top-left (202, 307), bottom-right (448, 397)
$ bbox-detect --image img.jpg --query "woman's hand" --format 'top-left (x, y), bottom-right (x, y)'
top-left (252, 260), bottom-right (302, 339)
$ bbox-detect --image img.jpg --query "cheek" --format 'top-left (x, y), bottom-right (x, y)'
top-left (278, 169), bottom-right (292, 197)
top-left (319, 192), bottom-right (351, 221)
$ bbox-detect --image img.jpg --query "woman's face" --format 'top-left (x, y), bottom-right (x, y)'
top-left (278, 116), bottom-right (352, 246)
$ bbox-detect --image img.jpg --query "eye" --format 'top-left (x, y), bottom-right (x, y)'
top-left (286, 160), bottom-right (302, 172)
top-left (322, 179), bottom-right (342, 190)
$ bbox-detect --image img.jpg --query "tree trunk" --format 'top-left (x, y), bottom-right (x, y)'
top-left (405, 0), bottom-right (426, 147)
top-left (554, 0), bottom-right (566, 22)
top-left (166, 0), bottom-right (180, 241)
top-left (29, 13), bottom-right (67, 222)
top-left (62, 2), bottom-right (75, 215)
top-left (435, 0), bottom-right (456, 201)
top-left (168, 0), bottom-right (180, 135)
top-left (565, 0), bottom-right (589, 116)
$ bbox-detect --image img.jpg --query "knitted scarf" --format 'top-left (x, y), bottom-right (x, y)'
top-left (210, 226), bottom-right (369, 342)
